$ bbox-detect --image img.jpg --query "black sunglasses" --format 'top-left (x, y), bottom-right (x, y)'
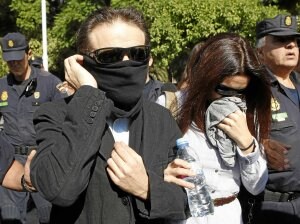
top-left (272, 36), bottom-right (298, 44)
top-left (87, 45), bottom-right (150, 64)
top-left (215, 84), bottom-right (247, 96)
top-left (24, 78), bottom-right (37, 97)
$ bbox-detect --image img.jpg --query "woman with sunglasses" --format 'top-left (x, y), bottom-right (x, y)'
top-left (164, 33), bottom-right (272, 224)
top-left (27, 7), bottom-right (187, 224)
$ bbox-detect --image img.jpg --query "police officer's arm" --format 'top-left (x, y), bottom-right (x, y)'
top-left (2, 150), bottom-right (36, 191)
top-left (0, 137), bottom-right (23, 190)
top-left (263, 138), bottom-right (290, 171)
top-left (1, 160), bottom-right (24, 191)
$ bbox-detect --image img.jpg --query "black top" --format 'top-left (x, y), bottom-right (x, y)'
top-left (266, 70), bottom-right (300, 192)
top-left (143, 76), bottom-right (176, 102)
top-left (30, 86), bottom-right (187, 224)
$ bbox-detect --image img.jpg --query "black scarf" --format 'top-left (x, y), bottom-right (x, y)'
top-left (83, 56), bottom-right (148, 118)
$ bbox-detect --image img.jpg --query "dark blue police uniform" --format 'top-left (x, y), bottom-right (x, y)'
top-left (238, 14), bottom-right (300, 224)
top-left (0, 66), bottom-right (66, 223)
top-left (255, 70), bottom-right (300, 224)
top-left (0, 136), bottom-right (14, 184)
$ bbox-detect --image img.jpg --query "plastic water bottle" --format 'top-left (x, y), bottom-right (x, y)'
top-left (176, 138), bottom-right (214, 217)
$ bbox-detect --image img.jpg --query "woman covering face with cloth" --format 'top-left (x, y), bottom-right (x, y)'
top-left (164, 33), bottom-right (272, 224)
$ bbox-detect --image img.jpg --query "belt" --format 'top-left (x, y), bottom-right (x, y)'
top-left (14, 145), bottom-right (36, 155)
top-left (264, 189), bottom-right (300, 202)
top-left (213, 194), bottom-right (237, 207)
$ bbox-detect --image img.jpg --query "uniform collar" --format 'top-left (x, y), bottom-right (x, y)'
top-left (7, 65), bottom-right (38, 86)
top-left (265, 66), bottom-right (299, 87)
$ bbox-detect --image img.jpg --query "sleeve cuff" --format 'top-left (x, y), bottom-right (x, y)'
top-left (236, 139), bottom-right (260, 165)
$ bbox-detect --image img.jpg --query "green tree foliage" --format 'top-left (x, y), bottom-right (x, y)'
top-left (0, 0), bottom-right (286, 81)
top-left (262, 0), bottom-right (300, 14)
top-left (47, 0), bottom-right (97, 77)
top-left (0, 0), bottom-right (43, 76)
top-left (134, 0), bottom-right (285, 80)
top-left (0, 0), bottom-right (17, 36)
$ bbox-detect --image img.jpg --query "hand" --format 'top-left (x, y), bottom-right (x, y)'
top-left (164, 159), bottom-right (195, 189)
top-left (64, 54), bottom-right (97, 89)
top-left (217, 110), bottom-right (253, 151)
top-left (24, 150), bottom-right (37, 191)
top-left (2, 160), bottom-right (24, 191)
top-left (263, 139), bottom-right (290, 171)
top-left (106, 142), bottom-right (149, 200)
top-left (56, 81), bottom-right (76, 96)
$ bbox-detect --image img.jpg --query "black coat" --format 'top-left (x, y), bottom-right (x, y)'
top-left (30, 86), bottom-right (187, 224)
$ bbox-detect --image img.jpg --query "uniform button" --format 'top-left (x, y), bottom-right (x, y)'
top-left (215, 169), bottom-right (218, 173)
top-left (95, 100), bottom-right (101, 106)
top-left (92, 106), bottom-right (98, 111)
top-left (86, 118), bottom-right (93, 124)
top-left (90, 111), bottom-right (96, 118)
top-left (121, 197), bottom-right (129, 205)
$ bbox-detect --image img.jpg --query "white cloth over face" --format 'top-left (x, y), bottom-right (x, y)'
top-left (205, 97), bottom-right (247, 167)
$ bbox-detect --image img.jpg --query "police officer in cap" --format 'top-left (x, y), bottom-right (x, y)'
top-left (29, 56), bottom-right (44, 70)
top-left (252, 15), bottom-right (300, 224)
top-left (0, 32), bottom-right (66, 223)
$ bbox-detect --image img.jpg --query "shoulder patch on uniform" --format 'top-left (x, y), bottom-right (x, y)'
top-left (271, 97), bottom-right (280, 111)
top-left (34, 92), bottom-right (40, 99)
top-left (1, 91), bottom-right (8, 101)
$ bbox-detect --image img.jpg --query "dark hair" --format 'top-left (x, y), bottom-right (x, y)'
top-left (25, 46), bottom-right (30, 54)
top-left (176, 42), bottom-right (205, 89)
top-left (178, 33), bottom-right (272, 142)
top-left (76, 7), bottom-right (150, 53)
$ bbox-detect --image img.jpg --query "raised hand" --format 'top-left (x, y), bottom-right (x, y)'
top-left (64, 54), bottom-right (97, 89)
top-left (217, 110), bottom-right (254, 154)
top-left (107, 142), bottom-right (149, 200)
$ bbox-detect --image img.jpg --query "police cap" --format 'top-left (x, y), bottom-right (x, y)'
top-left (30, 56), bottom-right (43, 68)
top-left (0, 32), bottom-right (28, 62)
top-left (256, 15), bottom-right (300, 39)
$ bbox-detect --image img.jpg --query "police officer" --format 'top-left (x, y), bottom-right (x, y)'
top-left (0, 32), bottom-right (66, 223)
top-left (29, 56), bottom-right (44, 70)
top-left (253, 15), bottom-right (300, 224)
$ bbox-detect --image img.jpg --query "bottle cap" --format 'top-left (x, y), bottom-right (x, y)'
top-left (176, 138), bottom-right (189, 147)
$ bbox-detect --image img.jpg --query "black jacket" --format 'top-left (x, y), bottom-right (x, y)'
top-left (267, 71), bottom-right (300, 192)
top-left (30, 86), bottom-right (187, 224)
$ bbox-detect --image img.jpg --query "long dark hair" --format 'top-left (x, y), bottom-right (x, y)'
top-left (76, 7), bottom-right (150, 53)
top-left (178, 33), bottom-right (272, 142)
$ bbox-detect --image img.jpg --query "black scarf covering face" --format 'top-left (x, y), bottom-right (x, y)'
top-left (83, 55), bottom-right (148, 118)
